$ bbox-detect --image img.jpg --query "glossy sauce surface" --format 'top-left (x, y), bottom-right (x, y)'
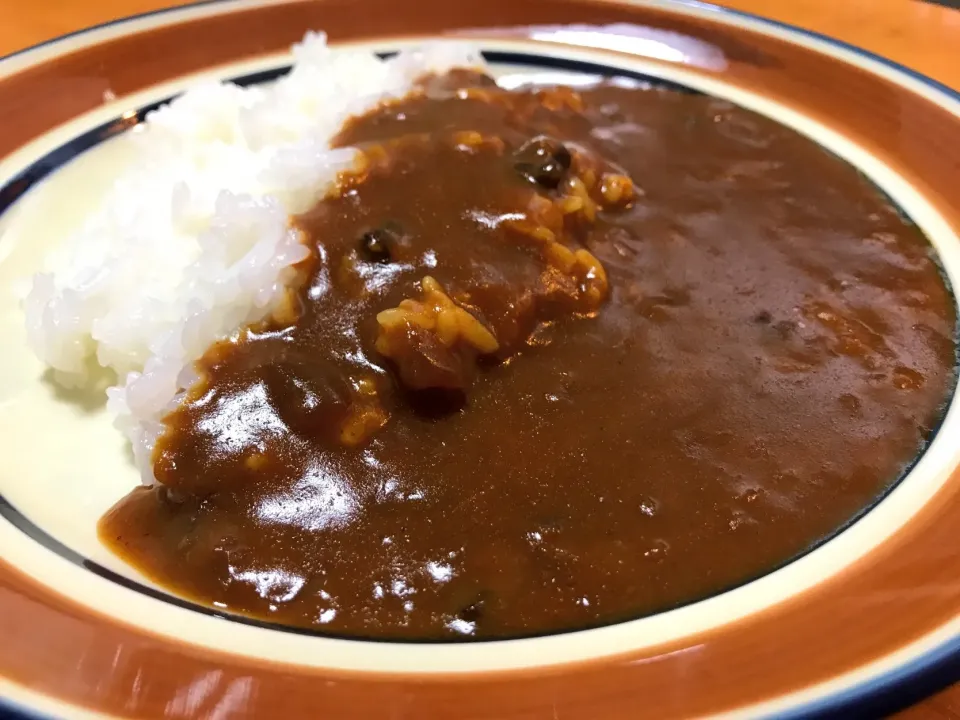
top-left (100, 73), bottom-right (956, 639)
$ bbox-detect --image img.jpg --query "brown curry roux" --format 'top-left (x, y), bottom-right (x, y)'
top-left (100, 72), bottom-right (956, 639)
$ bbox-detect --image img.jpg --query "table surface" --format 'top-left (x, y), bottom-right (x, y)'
top-left (1, 0), bottom-right (959, 717)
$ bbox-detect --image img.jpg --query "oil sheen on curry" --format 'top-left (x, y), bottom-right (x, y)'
top-left (100, 71), bottom-right (957, 640)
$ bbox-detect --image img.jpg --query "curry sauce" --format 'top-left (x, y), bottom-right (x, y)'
top-left (100, 73), bottom-right (956, 639)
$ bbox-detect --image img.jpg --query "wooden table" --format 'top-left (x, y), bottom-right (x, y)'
top-left (1, 0), bottom-right (958, 717)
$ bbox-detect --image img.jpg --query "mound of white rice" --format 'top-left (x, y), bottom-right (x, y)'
top-left (23, 33), bottom-right (486, 482)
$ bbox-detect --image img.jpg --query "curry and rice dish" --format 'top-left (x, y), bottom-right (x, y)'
top-left (27, 40), bottom-right (956, 639)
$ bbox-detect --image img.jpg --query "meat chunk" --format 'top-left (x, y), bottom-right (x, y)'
top-left (375, 276), bottom-right (498, 391)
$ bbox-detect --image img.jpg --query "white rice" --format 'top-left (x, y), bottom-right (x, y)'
top-left (22, 33), bottom-right (486, 482)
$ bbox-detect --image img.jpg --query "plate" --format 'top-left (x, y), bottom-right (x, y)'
top-left (1, 1), bottom-right (959, 717)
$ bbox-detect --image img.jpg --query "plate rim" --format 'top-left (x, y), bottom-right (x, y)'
top-left (1, 0), bottom-right (959, 718)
